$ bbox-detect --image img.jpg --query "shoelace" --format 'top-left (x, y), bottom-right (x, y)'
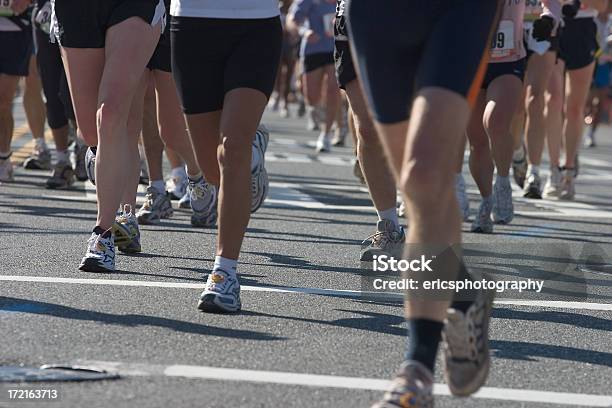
top-left (362, 229), bottom-right (401, 248)
top-left (446, 304), bottom-right (484, 362)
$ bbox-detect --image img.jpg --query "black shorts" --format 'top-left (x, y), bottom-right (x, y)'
top-left (0, 30), bottom-right (33, 76)
top-left (303, 52), bottom-right (334, 73)
top-left (347, 0), bottom-right (500, 124)
top-left (171, 16), bottom-right (282, 115)
top-left (481, 58), bottom-right (526, 89)
top-left (333, 12), bottom-right (356, 90)
top-left (559, 17), bottom-right (598, 71)
top-left (147, 0), bottom-right (170, 71)
top-left (51, 0), bottom-right (166, 48)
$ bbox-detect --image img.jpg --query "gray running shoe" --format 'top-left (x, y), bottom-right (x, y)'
top-left (455, 173), bottom-right (470, 222)
top-left (559, 168), bottom-right (576, 201)
top-left (315, 132), bottom-right (331, 153)
top-left (360, 220), bottom-right (405, 261)
top-left (523, 173), bottom-right (542, 199)
top-left (491, 177), bottom-right (513, 224)
top-left (189, 178), bottom-right (217, 228)
top-left (46, 161), bottom-right (75, 189)
top-left (198, 269), bottom-right (241, 313)
top-left (251, 125), bottom-right (270, 213)
top-left (543, 166), bottom-right (562, 199)
top-left (470, 199), bottom-right (493, 234)
top-left (442, 287), bottom-right (495, 396)
top-left (136, 186), bottom-right (173, 225)
top-left (0, 157), bottom-right (14, 183)
top-left (85, 146), bottom-right (96, 185)
top-left (72, 142), bottom-right (88, 181)
top-left (23, 146), bottom-right (52, 170)
top-left (371, 361), bottom-right (434, 408)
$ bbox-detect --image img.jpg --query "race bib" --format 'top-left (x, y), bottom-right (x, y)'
top-left (491, 20), bottom-right (515, 59)
top-left (35, 1), bottom-right (52, 34)
top-left (323, 12), bottom-right (334, 37)
top-left (0, 0), bottom-right (13, 17)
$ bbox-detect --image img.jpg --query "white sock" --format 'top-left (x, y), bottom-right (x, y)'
top-left (34, 138), bottom-right (47, 150)
top-left (251, 144), bottom-right (262, 172)
top-left (213, 256), bottom-right (237, 276)
top-left (512, 146), bottom-right (525, 161)
top-left (170, 165), bottom-right (187, 179)
top-left (150, 179), bottom-right (165, 195)
top-left (496, 174), bottom-right (510, 185)
top-left (377, 207), bottom-right (399, 229)
top-left (56, 150), bottom-right (68, 163)
top-left (527, 164), bottom-right (539, 176)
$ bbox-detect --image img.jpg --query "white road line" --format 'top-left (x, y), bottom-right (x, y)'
top-left (80, 360), bottom-right (612, 407)
top-left (2, 275), bottom-right (612, 311)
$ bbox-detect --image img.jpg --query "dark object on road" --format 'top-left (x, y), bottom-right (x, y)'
top-left (0, 365), bottom-right (120, 382)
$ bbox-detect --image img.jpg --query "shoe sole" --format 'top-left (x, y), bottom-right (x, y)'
top-left (445, 289), bottom-right (495, 397)
top-left (78, 258), bottom-right (114, 273)
top-left (117, 244), bottom-right (141, 254)
top-left (197, 294), bottom-right (241, 313)
top-left (523, 190), bottom-right (542, 199)
top-left (470, 226), bottom-right (493, 234)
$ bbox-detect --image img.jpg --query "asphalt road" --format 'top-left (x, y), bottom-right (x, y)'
top-left (1, 102), bottom-right (611, 408)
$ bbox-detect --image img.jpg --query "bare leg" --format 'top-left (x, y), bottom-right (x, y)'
top-left (467, 92), bottom-right (492, 198)
top-left (0, 75), bottom-right (20, 154)
top-left (23, 55), bottom-right (47, 141)
top-left (141, 73), bottom-right (164, 183)
top-left (563, 62), bottom-right (595, 169)
top-left (545, 59), bottom-right (565, 168)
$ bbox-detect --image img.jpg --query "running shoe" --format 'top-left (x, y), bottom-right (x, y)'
top-left (85, 146), bottom-right (97, 185)
top-left (442, 286), bottom-right (495, 396)
top-left (585, 130), bottom-right (596, 148)
top-left (190, 178), bottom-right (217, 228)
top-left (491, 177), bottom-right (513, 224)
top-left (136, 186), bottom-right (173, 225)
top-left (251, 125), bottom-right (270, 213)
top-left (79, 229), bottom-right (115, 272)
top-left (178, 191), bottom-right (191, 209)
top-left (353, 160), bottom-right (366, 184)
top-left (0, 158), bottom-right (14, 183)
top-left (198, 269), bottom-right (241, 313)
top-left (523, 173), bottom-right (542, 199)
top-left (543, 166), bottom-right (562, 199)
top-left (315, 132), bottom-right (331, 153)
top-left (371, 361), bottom-right (434, 408)
top-left (470, 199), bottom-right (493, 234)
top-left (360, 220), bottom-right (405, 261)
top-left (166, 172), bottom-right (188, 200)
top-left (398, 200), bottom-right (406, 218)
top-left (279, 106), bottom-right (290, 118)
top-left (511, 144), bottom-right (527, 189)
top-left (45, 161), bottom-right (75, 189)
top-left (297, 100), bottom-right (306, 118)
top-left (113, 205), bottom-right (141, 254)
top-left (72, 142), bottom-right (88, 181)
top-left (455, 173), bottom-right (470, 222)
top-left (23, 146), bottom-right (52, 170)
top-left (559, 168), bottom-right (576, 201)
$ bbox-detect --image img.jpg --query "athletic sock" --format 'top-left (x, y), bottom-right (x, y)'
top-left (405, 319), bottom-right (444, 373)
top-left (56, 150), bottom-right (68, 163)
top-left (377, 207), bottom-right (399, 230)
top-left (213, 256), bottom-right (237, 276)
top-left (251, 144), bottom-right (262, 172)
top-left (34, 138), bottom-right (47, 151)
top-left (527, 164), bottom-right (539, 177)
top-left (512, 146), bottom-right (525, 161)
top-left (150, 179), bottom-right (166, 195)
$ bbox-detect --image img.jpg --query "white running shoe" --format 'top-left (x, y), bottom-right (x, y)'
top-left (491, 177), bottom-right (513, 224)
top-left (136, 186), bottom-right (173, 225)
top-left (470, 199), bottom-right (493, 234)
top-left (198, 269), bottom-right (241, 313)
top-left (85, 146), bottom-right (96, 185)
top-left (543, 166), bottom-right (562, 199)
top-left (306, 106), bottom-right (320, 131)
top-left (79, 229), bottom-right (115, 272)
top-left (279, 106), bottom-right (290, 118)
top-left (360, 220), bottom-right (406, 261)
top-left (559, 168), bottom-right (576, 201)
top-left (166, 172), bottom-right (188, 200)
top-left (455, 173), bottom-right (470, 222)
top-left (23, 145), bottom-right (52, 170)
top-left (251, 125), bottom-right (270, 213)
top-left (0, 157), bottom-right (14, 183)
top-left (523, 172), bottom-right (542, 199)
top-left (315, 132), bottom-right (331, 153)
top-left (189, 177), bottom-right (217, 228)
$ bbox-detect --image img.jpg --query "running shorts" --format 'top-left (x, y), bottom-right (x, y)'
top-left (481, 58), bottom-right (526, 89)
top-left (347, 0), bottom-right (500, 124)
top-left (559, 17), bottom-right (598, 71)
top-left (593, 62), bottom-right (611, 89)
top-left (334, 11), bottom-right (356, 90)
top-left (303, 52), bottom-right (334, 73)
top-left (51, 0), bottom-right (166, 48)
top-left (147, 0), bottom-right (170, 71)
top-left (171, 16), bottom-right (282, 114)
top-left (0, 30), bottom-right (33, 76)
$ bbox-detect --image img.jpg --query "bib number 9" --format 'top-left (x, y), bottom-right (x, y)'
top-left (491, 20), bottom-right (515, 59)
top-left (0, 0), bottom-right (13, 17)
